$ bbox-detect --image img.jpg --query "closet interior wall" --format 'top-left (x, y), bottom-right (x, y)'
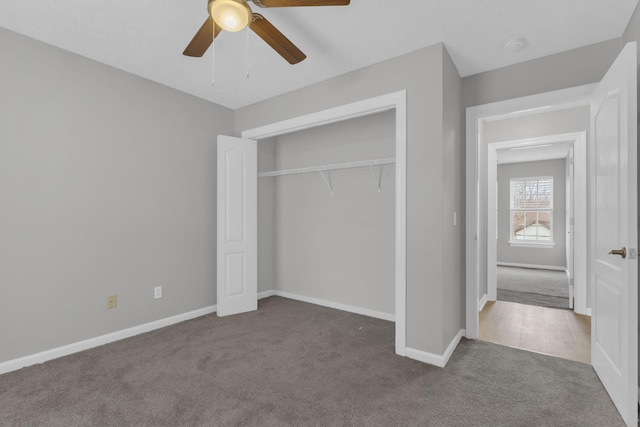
top-left (258, 111), bottom-right (396, 316)
top-left (258, 137), bottom-right (277, 294)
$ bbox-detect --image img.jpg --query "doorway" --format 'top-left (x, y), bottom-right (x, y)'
top-left (256, 110), bottom-right (396, 319)
top-left (466, 41), bottom-right (638, 425)
top-left (239, 90), bottom-right (408, 356)
top-left (486, 132), bottom-right (589, 314)
top-left (465, 87), bottom-right (600, 383)
top-left (479, 300), bottom-right (591, 363)
top-left (465, 84), bottom-right (596, 339)
top-left (478, 121), bottom-right (591, 363)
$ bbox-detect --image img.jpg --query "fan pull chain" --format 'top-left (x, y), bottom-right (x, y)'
top-left (245, 26), bottom-right (250, 79)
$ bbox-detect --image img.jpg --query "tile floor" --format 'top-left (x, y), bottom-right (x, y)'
top-left (479, 300), bottom-right (591, 364)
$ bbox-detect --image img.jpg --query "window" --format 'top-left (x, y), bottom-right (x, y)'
top-left (509, 176), bottom-right (553, 245)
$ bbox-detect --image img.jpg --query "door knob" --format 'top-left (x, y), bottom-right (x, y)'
top-left (608, 247), bottom-right (626, 259)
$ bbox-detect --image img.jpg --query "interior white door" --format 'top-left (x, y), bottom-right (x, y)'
top-left (217, 135), bottom-right (257, 317)
top-left (590, 42), bottom-right (637, 426)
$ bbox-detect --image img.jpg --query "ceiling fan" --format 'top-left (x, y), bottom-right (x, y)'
top-left (183, 0), bottom-right (350, 64)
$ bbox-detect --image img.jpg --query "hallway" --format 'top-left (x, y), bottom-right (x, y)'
top-left (479, 300), bottom-right (590, 364)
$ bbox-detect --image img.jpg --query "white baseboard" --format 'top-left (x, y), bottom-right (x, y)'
top-left (478, 294), bottom-right (488, 311)
top-left (0, 290), bottom-right (392, 376)
top-left (575, 307), bottom-right (592, 317)
top-left (273, 290), bottom-right (395, 322)
top-left (0, 304), bottom-right (217, 375)
top-left (497, 262), bottom-right (567, 272)
top-left (257, 290), bottom-right (276, 299)
top-left (405, 329), bottom-right (465, 368)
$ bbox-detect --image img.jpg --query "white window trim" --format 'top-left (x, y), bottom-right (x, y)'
top-left (508, 241), bottom-right (557, 248)
top-left (509, 176), bottom-right (554, 245)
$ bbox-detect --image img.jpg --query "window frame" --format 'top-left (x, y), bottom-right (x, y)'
top-left (508, 176), bottom-right (555, 248)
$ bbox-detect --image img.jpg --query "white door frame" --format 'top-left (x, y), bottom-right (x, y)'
top-left (240, 90), bottom-right (408, 356)
top-left (486, 132), bottom-right (589, 315)
top-left (465, 84), bottom-right (596, 338)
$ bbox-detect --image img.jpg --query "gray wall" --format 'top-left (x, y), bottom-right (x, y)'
top-left (237, 44), bottom-right (465, 356)
top-left (462, 39), bottom-right (624, 108)
top-left (622, 0), bottom-right (640, 393)
top-left (0, 28), bottom-right (234, 364)
top-left (497, 160), bottom-right (567, 268)
top-left (259, 112), bottom-right (395, 315)
top-left (442, 49), bottom-right (465, 346)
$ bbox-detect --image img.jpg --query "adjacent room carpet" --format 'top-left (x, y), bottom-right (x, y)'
top-left (0, 297), bottom-right (623, 426)
top-left (497, 265), bottom-right (570, 309)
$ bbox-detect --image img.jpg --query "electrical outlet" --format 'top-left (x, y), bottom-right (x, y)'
top-left (107, 295), bottom-right (117, 309)
top-left (154, 286), bottom-right (162, 299)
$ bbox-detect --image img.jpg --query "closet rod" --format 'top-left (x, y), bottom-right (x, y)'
top-left (258, 157), bottom-right (396, 178)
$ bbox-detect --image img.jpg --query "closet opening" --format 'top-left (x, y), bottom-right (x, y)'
top-left (241, 91), bottom-right (407, 356)
top-left (258, 110), bottom-right (395, 316)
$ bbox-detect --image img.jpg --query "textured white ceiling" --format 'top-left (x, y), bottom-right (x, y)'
top-left (0, 0), bottom-right (637, 109)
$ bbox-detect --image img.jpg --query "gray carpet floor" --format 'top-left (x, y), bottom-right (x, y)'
top-left (0, 297), bottom-right (624, 426)
top-left (497, 266), bottom-right (570, 309)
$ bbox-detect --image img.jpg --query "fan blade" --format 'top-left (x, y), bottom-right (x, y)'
top-left (251, 0), bottom-right (349, 7)
top-left (250, 14), bottom-right (306, 64)
top-left (183, 17), bottom-right (221, 57)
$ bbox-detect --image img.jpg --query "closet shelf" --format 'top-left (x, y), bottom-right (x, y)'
top-left (258, 157), bottom-right (396, 178)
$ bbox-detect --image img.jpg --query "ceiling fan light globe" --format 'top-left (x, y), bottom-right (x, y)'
top-left (209, 0), bottom-right (251, 32)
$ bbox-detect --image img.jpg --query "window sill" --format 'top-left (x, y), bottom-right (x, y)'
top-left (508, 241), bottom-right (556, 249)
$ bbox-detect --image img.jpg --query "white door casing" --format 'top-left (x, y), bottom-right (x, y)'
top-left (566, 146), bottom-right (574, 309)
top-left (486, 148), bottom-right (498, 302)
top-left (217, 135), bottom-right (258, 317)
top-left (465, 83), bottom-right (596, 339)
top-left (590, 42), bottom-right (637, 426)
top-left (241, 91), bottom-right (407, 357)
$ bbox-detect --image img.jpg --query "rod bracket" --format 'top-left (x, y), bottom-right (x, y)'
top-left (369, 165), bottom-right (381, 192)
top-left (318, 170), bottom-right (333, 195)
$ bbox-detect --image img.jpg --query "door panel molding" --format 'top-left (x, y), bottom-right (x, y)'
top-left (589, 42), bottom-right (637, 425)
top-left (217, 135), bottom-right (258, 317)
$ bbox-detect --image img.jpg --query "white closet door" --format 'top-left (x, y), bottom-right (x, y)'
top-left (590, 42), bottom-right (637, 426)
top-left (217, 135), bottom-right (257, 317)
